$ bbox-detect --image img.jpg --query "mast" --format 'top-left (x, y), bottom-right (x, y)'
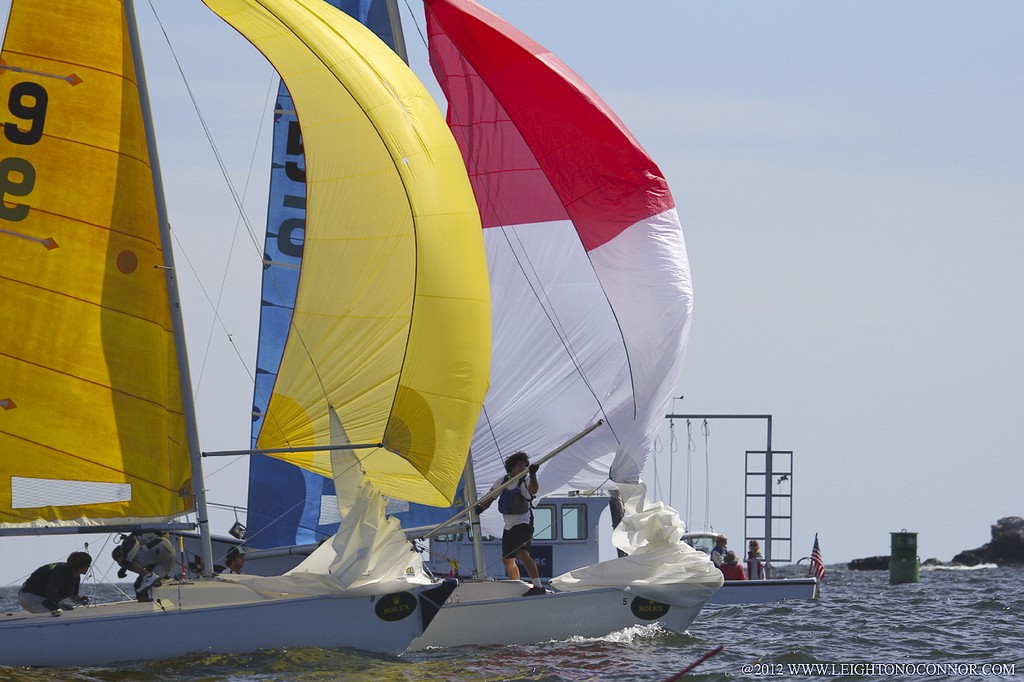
top-left (419, 422), bottom-right (604, 576)
top-left (461, 452), bottom-right (488, 579)
top-left (384, 0), bottom-right (408, 64)
top-left (124, 0), bottom-right (214, 577)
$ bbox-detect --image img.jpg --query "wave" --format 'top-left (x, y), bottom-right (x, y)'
top-left (921, 563), bottom-right (999, 572)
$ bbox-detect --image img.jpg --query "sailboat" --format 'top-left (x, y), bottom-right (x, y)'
top-left (174, 0), bottom-right (723, 649)
top-left (404, 0), bottom-right (723, 648)
top-left (190, 0), bottom-right (722, 649)
top-left (0, 0), bottom-right (490, 667)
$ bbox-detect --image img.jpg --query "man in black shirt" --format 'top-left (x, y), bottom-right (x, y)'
top-left (18, 551), bottom-right (91, 614)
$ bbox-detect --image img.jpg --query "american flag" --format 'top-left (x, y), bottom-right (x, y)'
top-left (810, 534), bottom-right (826, 581)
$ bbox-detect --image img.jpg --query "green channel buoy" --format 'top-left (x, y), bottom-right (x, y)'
top-left (890, 530), bottom-right (920, 583)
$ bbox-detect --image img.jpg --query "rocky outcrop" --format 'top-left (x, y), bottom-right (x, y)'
top-left (952, 516), bottom-right (1024, 566)
top-left (849, 555), bottom-right (944, 570)
top-left (848, 517), bottom-right (1024, 569)
top-left (847, 555), bottom-right (889, 571)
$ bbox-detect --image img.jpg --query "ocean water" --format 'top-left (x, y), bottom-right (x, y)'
top-left (1, 565), bottom-right (1020, 681)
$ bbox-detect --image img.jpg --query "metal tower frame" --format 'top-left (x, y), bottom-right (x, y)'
top-left (664, 413), bottom-right (794, 574)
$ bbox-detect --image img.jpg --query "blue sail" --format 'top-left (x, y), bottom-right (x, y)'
top-left (246, 0), bottom-right (461, 549)
top-left (246, 78), bottom-right (318, 548)
top-left (333, 0), bottom-right (402, 46)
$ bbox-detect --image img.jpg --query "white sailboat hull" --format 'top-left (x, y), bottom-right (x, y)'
top-left (712, 578), bottom-right (818, 604)
top-left (408, 580), bottom-right (707, 650)
top-left (0, 579), bottom-right (454, 667)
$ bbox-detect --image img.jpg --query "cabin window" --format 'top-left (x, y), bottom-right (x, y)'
top-left (685, 535), bottom-right (715, 554)
top-left (560, 503), bottom-right (587, 540)
top-left (533, 504), bottom-right (556, 540)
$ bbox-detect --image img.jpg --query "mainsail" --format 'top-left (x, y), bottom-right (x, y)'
top-left (204, 0), bottom-right (490, 584)
top-left (425, 0), bottom-right (693, 503)
top-left (0, 0), bottom-right (193, 529)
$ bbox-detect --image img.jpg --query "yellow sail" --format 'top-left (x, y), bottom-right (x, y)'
top-left (205, 0), bottom-right (490, 506)
top-left (0, 0), bottom-right (192, 527)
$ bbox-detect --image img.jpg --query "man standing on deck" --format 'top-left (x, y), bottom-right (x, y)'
top-left (476, 451), bottom-right (546, 596)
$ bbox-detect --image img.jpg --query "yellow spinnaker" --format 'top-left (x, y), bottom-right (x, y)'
top-left (205, 0), bottom-right (491, 506)
top-left (0, 0), bottom-right (191, 528)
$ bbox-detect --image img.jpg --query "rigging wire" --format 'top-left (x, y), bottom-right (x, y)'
top-left (146, 0), bottom-right (266, 261)
top-left (686, 419), bottom-right (695, 526)
top-left (142, 0), bottom-right (285, 534)
top-left (190, 84), bottom-right (275, 399)
top-left (652, 427), bottom-right (664, 503)
top-left (702, 419), bottom-right (711, 531)
top-left (667, 416), bottom-right (681, 509)
top-left (145, 2), bottom-right (268, 403)
top-left (667, 420), bottom-right (676, 508)
top-left (146, 1), bottom-right (312, 460)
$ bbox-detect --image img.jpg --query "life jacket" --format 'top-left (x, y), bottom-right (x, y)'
top-left (497, 476), bottom-right (530, 515)
top-left (119, 531), bottom-right (166, 563)
top-left (746, 554), bottom-right (765, 580)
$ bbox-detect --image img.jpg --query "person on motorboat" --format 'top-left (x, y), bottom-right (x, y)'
top-left (720, 550), bottom-right (747, 581)
top-left (746, 539), bottom-right (766, 580)
top-left (711, 534), bottom-right (728, 567)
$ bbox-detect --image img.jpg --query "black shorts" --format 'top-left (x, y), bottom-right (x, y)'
top-left (502, 523), bottom-right (534, 558)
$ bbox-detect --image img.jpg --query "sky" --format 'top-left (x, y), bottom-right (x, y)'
top-left (1, 1), bottom-right (1022, 586)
